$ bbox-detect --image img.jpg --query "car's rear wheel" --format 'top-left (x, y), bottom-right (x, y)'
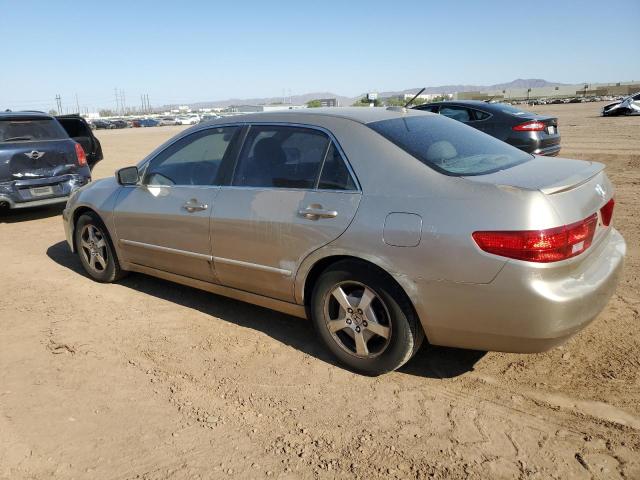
top-left (75, 212), bottom-right (126, 283)
top-left (311, 260), bottom-right (424, 375)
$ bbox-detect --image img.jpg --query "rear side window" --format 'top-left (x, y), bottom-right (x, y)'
top-left (368, 115), bottom-right (532, 176)
top-left (0, 119), bottom-right (68, 142)
top-left (318, 143), bottom-right (357, 191)
top-left (439, 106), bottom-right (472, 122)
top-left (472, 109), bottom-right (491, 120)
top-left (233, 126), bottom-right (329, 189)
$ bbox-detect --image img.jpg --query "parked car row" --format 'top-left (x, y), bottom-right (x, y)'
top-left (60, 107), bottom-right (624, 375)
top-left (89, 114), bottom-right (222, 130)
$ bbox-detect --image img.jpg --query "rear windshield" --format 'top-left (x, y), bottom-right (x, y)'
top-left (0, 119), bottom-right (68, 143)
top-left (494, 103), bottom-right (532, 116)
top-left (368, 115), bottom-right (532, 176)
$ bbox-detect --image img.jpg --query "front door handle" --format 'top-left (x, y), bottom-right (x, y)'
top-left (183, 199), bottom-right (208, 213)
top-left (298, 205), bottom-right (338, 220)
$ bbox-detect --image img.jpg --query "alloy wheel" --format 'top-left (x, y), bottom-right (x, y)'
top-left (79, 224), bottom-right (109, 272)
top-left (323, 281), bottom-right (392, 358)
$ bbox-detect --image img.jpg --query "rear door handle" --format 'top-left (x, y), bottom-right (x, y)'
top-left (183, 199), bottom-right (208, 213)
top-left (298, 205), bottom-right (338, 220)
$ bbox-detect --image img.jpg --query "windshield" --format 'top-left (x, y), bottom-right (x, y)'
top-left (0, 119), bottom-right (68, 143)
top-left (368, 115), bottom-right (532, 176)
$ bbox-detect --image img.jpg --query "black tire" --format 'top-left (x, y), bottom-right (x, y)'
top-left (311, 260), bottom-right (424, 376)
top-left (74, 212), bottom-right (126, 283)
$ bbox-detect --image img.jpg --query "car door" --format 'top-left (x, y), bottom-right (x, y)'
top-left (210, 124), bottom-right (361, 302)
top-left (113, 125), bottom-right (240, 282)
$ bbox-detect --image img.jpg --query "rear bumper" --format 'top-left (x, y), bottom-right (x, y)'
top-left (414, 228), bottom-right (626, 353)
top-left (533, 144), bottom-right (561, 156)
top-left (507, 133), bottom-right (561, 156)
top-left (0, 173), bottom-right (89, 210)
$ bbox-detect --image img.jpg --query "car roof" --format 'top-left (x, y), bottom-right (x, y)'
top-left (212, 107), bottom-right (431, 126)
top-left (419, 100), bottom-right (507, 110)
top-left (0, 110), bottom-right (54, 120)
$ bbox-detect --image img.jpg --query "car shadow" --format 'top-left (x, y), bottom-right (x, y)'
top-left (0, 204), bottom-right (64, 223)
top-left (46, 240), bottom-right (485, 379)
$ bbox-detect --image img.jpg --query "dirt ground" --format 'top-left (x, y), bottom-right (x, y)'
top-left (1, 102), bottom-right (639, 479)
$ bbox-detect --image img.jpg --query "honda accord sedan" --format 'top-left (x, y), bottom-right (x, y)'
top-left (62, 108), bottom-right (625, 375)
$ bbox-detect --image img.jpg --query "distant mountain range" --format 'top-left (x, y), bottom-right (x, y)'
top-left (376, 79), bottom-right (568, 97)
top-left (163, 79), bottom-right (568, 109)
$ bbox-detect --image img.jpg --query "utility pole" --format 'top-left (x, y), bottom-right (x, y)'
top-left (120, 89), bottom-right (126, 114)
top-left (75, 93), bottom-right (80, 114)
top-left (55, 94), bottom-right (62, 114)
top-left (114, 88), bottom-right (120, 115)
top-left (146, 94), bottom-right (151, 113)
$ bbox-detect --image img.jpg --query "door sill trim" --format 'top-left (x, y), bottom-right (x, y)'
top-left (124, 262), bottom-right (307, 319)
top-left (120, 239), bottom-right (213, 261)
top-left (212, 256), bottom-right (292, 276)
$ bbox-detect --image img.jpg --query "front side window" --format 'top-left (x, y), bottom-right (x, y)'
top-left (143, 127), bottom-right (238, 186)
top-left (368, 115), bottom-right (531, 176)
top-left (232, 126), bottom-right (330, 189)
top-left (418, 105), bottom-right (439, 113)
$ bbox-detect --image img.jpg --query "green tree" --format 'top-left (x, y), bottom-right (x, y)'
top-left (99, 109), bottom-right (115, 117)
top-left (352, 96), bottom-right (381, 107)
top-left (48, 109), bottom-right (58, 116)
top-left (306, 99), bottom-right (322, 108)
top-left (384, 97), bottom-right (406, 107)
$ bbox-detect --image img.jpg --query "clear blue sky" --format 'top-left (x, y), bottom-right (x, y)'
top-left (1, 0), bottom-right (638, 112)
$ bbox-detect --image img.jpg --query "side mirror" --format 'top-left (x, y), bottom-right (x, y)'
top-left (116, 166), bottom-right (139, 186)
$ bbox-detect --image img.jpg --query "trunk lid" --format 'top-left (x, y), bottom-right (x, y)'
top-left (464, 156), bottom-right (612, 226)
top-left (0, 139), bottom-right (80, 182)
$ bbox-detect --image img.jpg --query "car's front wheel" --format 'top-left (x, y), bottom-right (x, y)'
top-left (75, 212), bottom-right (126, 283)
top-left (311, 260), bottom-right (424, 375)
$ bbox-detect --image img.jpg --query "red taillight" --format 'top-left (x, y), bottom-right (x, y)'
top-left (473, 214), bottom-right (597, 263)
top-left (512, 121), bottom-right (545, 132)
top-left (74, 142), bottom-right (87, 167)
top-left (600, 198), bottom-right (615, 226)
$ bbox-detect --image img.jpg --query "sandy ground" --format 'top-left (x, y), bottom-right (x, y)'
top-left (1, 102), bottom-right (639, 479)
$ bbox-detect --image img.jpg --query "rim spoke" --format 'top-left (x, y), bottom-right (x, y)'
top-left (89, 255), bottom-right (96, 269)
top-left (95, 238), bottom-right (106, 249)
top-left (327, 318), bottom-right (348, 333)
top-left (354, 331), bottom-right (369, 356)
top-left (331, 287), bottom-right (353, 312)
top-left (80, 239), bottom-right (91, 249)
top-left (358, 287), bottom-right (376, 311)
top-left (365, 322), bottom-right (390, 339)
top-left (87, 227), bottom-right (97, 243)
top-left (95, 253), bottom-right (107, 270)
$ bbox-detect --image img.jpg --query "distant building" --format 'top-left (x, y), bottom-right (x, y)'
top-left (455, 91), bottom-right (503, 101)
top-left (318, 98), bottom-right (337, 107)
top-left (402, 93), bottom-right (452, 101)
top-left (229, 104), bottom-right (305, 113)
